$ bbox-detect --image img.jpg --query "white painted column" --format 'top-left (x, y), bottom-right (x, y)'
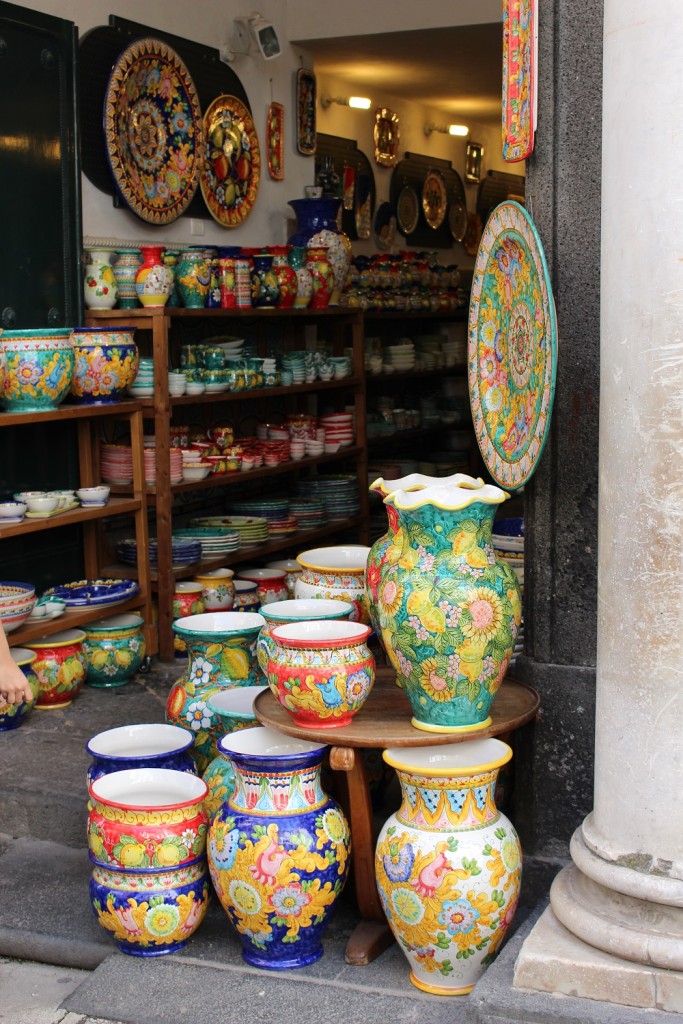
top-left (514, 0), bottom-right (683, 1010)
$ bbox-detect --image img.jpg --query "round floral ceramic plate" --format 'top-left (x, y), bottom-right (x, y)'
top-left (200, 95), bottom-right (261, 227)
top-left (104, 37), bottom-right (204, 225)
top-left (468, 201), bottom-right (557, 490)
top-left (421, 169), bottom-right (448, 229)
top-left (396, 185), bottom-right (419, 236)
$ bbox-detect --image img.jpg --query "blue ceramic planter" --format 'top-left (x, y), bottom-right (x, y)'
top-left (86, 723), bottom-right (196, 785)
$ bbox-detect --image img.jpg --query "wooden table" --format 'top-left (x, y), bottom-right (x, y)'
top-left (254, 667), bottom-right (540, 966)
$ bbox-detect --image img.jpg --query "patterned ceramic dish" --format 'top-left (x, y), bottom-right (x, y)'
top-left (42, 578), bottom-right (140, 607)
top-left (200, 95), bottom-right (261, 227)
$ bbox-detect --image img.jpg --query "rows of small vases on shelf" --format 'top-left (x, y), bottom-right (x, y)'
top-left (0, 327), bottom-right (140, 411)
top-left (84, 198), bottom-right (353, 313)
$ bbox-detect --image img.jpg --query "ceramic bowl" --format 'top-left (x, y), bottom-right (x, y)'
top-left (181, 462), bottom-right (212, 482)
top-left (26, 628), bottom-right (88, 708)
top-left (82, 613), bottom-right (147, 688)
top-left (0, 329), bottom-right (75, 412)
top-left (0, 501), bottom-right (27, 519)
top-left (70, 328), bottom-right (139, 404)
top-left (295, 545), bottom-right (371, 623)
top-left (266, 620), bottom-right (375, 728)
top-left (76, 486), bottom-right (111, 504)
top-left (86, 723), bottom-right (196, 784)
top-left (25, 494), bottom-right (60, 515)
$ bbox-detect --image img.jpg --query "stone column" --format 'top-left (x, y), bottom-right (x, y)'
top-left (514, 0), bottom-right (683, 1010)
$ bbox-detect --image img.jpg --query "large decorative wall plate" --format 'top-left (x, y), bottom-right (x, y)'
top-left (421, 169), bottom-right (447, 229)
top-left (200, 95), bottom-right (261, 227)
top-left (296, 69), bottom-right (317, 156)
top-left (104, 37), bottom-right (204, 225)
top-left (266, 101), bottom-right (284, 180)
top-left (468, 201), bottom-right (557, 490)
top-left (373, 107), bottom-right (400, 168)
top-left (502, 0), bottom-right (537, 161)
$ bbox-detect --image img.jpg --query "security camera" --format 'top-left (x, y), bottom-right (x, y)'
top-left (249, 16), bottom-right (281, 60)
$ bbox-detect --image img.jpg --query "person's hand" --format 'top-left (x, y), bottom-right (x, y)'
top-left (0, 664), bottom-right (34, 706)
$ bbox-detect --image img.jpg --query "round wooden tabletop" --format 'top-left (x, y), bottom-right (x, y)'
top-left (254, 667), bottom-right (539, 748)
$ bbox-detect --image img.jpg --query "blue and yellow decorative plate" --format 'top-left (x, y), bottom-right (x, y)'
top-left (468, 201), bottom-right (557, 490)
top-left (104, 37), bottom-right (204, 225)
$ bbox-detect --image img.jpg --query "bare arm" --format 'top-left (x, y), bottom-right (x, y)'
top-left (0, 625), bottom-right (34, 705)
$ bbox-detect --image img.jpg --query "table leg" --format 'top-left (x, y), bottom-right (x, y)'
top-left (329, 746), bottom-right (394, 966)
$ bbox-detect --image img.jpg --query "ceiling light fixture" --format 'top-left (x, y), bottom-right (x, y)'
top-left (321, 95), bottom-right (372, 110)
top-left (424, 123), bottom-right (469, 137)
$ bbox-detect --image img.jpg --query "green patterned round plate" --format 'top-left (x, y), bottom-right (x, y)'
top-left (104, 37), bottom-right (204, 225)
top-left (468, 201), bottom-right (557, 490)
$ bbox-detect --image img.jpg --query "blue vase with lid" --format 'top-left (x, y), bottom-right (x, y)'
top-left (287, 198), bottom-right (352, 305)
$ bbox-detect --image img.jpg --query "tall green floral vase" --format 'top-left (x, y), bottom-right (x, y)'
top-left (369, 480), bottom-right (522, 732)
top-left (166, 612), bottom-right (265, 772)
top-left (375, 737), bottom-right (522, 995)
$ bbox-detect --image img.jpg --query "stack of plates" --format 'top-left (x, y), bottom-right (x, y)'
top-left (205, 336), bottom-right (244, 357)
top-left (289, 499), bottom-right (328, 531)
top-left (231, 499), bottom-right (290, 522)
top-left (281, 352), bottom-right (306, 383)
top-left (295, 475), bottom-right (361, 521)
top-left (172, 526), bottom-right (240, 558)
top-left (385, 342), bottom-right (415, 372)
top-left (319, 413), bottom-right (355, 447)
top-left (129, 357), bottom-right (155, 398)
top-left (191, 515), bottom-right (270, 549)
top-left (101, 443), bottom-right (133, 485)
top-left (117, 537), bottom-right (202, 570)
top-left (144, 447), bottom-right (184, 486)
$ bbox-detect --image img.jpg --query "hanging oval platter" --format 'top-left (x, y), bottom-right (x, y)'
top-left (103, 37), bottom-right (204, 225)
top-left (468, 201), bottom-right (557, 490)
top-left (200, 94), bottom-right (261, 227)
top-left (449, 200), bottom-right (468, 243)
top-left (396, 185), bottom-right (419, 236)
top-left (421, 169), bottom-right (448, 229)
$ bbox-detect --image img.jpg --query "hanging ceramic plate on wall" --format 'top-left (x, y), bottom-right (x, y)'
top-left (266, 101), bottom-right (284, 180)
top-left (421, 169), bottom-right (448, 229)
top-left (396, 185), bottom-right (419, 236)
top-left (468, 201), bottom-right (557, 490)
top-left (373, 107), bottom-right (400, 167)
top-left (200, 95), bottom-right (261, 227)
top-left (449, 200), bottom-right (468, 243)
top-left (296, 68), bottom-right (317, 156)
top-left (104, 37), bottom-right (204, 225)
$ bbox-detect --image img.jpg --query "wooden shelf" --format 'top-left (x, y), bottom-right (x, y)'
top-left (0, 400), bottom-right (142, 427)
top-left (0, 497), bottom-right (142, 538)
top-left (7, 594), bottom-right (152, 647)
top-left (366, 365), bottom-right (466, 384)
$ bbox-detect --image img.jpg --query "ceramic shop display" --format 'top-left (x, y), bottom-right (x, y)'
top-left (86, 723), bottom-right (196, 785)
top-left (235, 568), bottom-right (288, 606)
top-left (375, 738), bottom-right (521, 995)
top-left (207, 726), bottom-right (350, 969)
top-left (166, 611), bottom-right (265, 772)
top-left (200, 94), bottom-right (261, 227)
top-left (468, 201), bottom-right (557, 490)
top-left (368, 480), bottom-right (522, 732)
top-left (267, 246), bottom-right (297, 307)
top-left (287, 198), bottom-right (352, 305)
top-left (83, 249), bottom-right (118, 309)
top-left (69, 327), bottom-right (139, 404)
top-left (175, 248), bottom-right (211, 308)
top-left (201, 685), bottom-right (267, 819)
top-left (366, 473), bottom-right (484, 643)
top-left (0, 648), bottom-right (38, 730)
top-left (82, 614), bottom-right (146, 687)
top-left (304, 246), bottom-right (334, 309)
top-left (0, 329), bottom-right (75, 412)
top-left (255, 597), bottom-right (354, 677)
top-left (134, 245), bottom-right (173, 307)
top-left (112, 249), bottom-right (141, 308)
top-left (249, 252), bottom-right (279, 307)
top-left (295, 545), bottom-right (371, 623)
top-left (26, 629), bottom-right (88, 709)
top-left (88, 768), bottom-right (210, 956)
top-left (104, 37), bottom-right (204, 225)
top-left (193, 568), bottom-right (235, 611)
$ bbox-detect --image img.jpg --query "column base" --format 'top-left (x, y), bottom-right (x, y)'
top-left (514, 903), bottom-right (683, 1013)
top-left (550, 862), bottom-right (683, 971)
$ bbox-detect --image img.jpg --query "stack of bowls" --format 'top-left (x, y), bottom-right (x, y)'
top-left (168, 370), bottom-right (187, 396)
top-left (0, 582), bottom-right (37, 632)
top-left (128, 357), bottom-right (154, 398)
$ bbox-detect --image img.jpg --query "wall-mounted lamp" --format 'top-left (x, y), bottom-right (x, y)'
top-left (321, 95), bottom-right (372, 110)
top-left (424, 123), bottom-right (469, 137)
